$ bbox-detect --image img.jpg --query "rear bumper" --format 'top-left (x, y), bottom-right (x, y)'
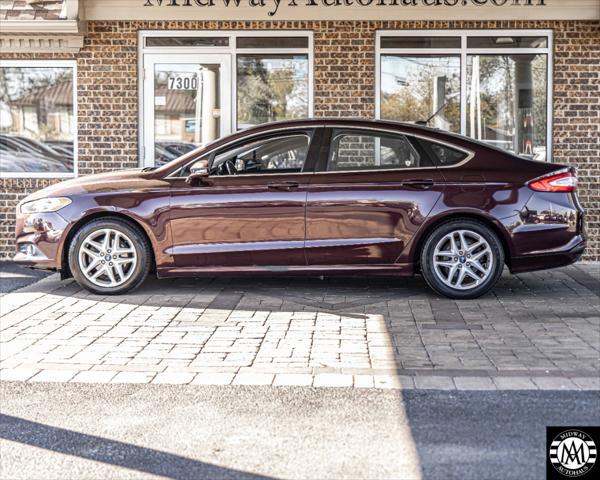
top-left (510, 236), bottom-right (586, 274)
top-left (508, 189), bottom-right (586, 273)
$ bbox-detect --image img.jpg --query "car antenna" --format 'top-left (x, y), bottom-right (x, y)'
top-left (417, 99), bottom-right (450, 127)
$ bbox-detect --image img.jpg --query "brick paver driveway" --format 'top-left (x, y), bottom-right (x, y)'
top-left (1, 265), bottom-right (598, 390)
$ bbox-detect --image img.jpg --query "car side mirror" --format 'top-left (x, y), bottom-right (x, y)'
top-left (186, 160), bottom-right (211, 186)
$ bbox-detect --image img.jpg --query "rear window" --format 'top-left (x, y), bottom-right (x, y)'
top-left (419, 139), bottom-right (469, 167)
top-left (327, 130), bottom-right (431, 171)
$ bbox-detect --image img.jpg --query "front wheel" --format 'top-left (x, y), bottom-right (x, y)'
top-left (420, 219), bottom-right (505, 299)
top-left (68, 218), bottom-right (152, 295)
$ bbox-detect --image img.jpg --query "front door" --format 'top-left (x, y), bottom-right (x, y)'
top-left (143, 53), bottom-right (231, 168)
top-left (167, 129), bottom-right (320, 269)
top-left (306, 128), bottom-right (446, 266)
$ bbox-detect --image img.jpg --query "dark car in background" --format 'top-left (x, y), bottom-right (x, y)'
top-left (0, 134), bottom-right (73, 173)
top-left (13, 119), bottom-right (585, 299)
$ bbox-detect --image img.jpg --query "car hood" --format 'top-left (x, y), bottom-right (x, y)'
top-left (23, 169), bottom-right (169, 202)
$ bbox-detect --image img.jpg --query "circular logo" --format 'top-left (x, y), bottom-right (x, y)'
top-left (550, 429), bottom-right (597, 477)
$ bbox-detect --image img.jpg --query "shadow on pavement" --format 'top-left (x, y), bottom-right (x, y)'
top-left (402, 390), bottom-right (600, 480)
top-left (0, 261), bottom-right (51, 294)
top-left (0, 414), bottom-right (274, 480)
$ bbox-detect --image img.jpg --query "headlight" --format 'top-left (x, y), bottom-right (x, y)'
top-left (20, 197), bottom-right (72, 214)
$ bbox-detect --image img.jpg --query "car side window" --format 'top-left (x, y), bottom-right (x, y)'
top-left (210, 134), bottom-right (310, 176)
top-left (419, 139), bottom-right (469, 166)
top-left (327, 130), bottom-right (426, 171)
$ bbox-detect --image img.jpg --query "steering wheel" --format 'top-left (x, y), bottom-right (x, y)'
top-left (223, 158), bottom-right (238, 175)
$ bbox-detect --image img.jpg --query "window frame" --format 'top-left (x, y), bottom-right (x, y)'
top-left (208, 131), bottom-right (313, 176)
top-left (325, 128), bottom-right (426, 173)
top-left (138, 30), bottom-right (314, 167)
top-left (0, 59), bottom-right (78, 179)
top-left (315, 126), bottom-right (474, 173)
top-left (375, 29), bottom-right (553, 162)
top-left (170, 127), bottom-right (319, 179)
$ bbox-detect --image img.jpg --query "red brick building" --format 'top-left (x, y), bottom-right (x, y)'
top-left (1, 0), bottom-right (598, 259)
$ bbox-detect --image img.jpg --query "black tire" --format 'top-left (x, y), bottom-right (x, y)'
top-left (420, 219), bottom-right (504, 299)
top-left (68, 217), bottom-right (152, 295)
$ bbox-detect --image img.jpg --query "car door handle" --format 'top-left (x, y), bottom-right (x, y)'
top-left (402, 179), bottom-right (435, 190)
top-left (267, 182), bottom-right (300, 191)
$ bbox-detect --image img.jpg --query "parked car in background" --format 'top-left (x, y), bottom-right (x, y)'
top-left (13, 119), bottom-right (585, 299)
top-left (0, 134), bottom-right (73, 173)
top-left (155, 141), bottom-right (197, 165)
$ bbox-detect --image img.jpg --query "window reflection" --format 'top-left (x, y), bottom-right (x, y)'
top-left (328, 131), bottom-right (427, 171)
top-left (211, 134), bottom-right (309, 175)
top-left (237, 55), bottom-right (309, 129)
top-left (153, 63), bottom-right (221, 166)
top-left (467, 54), bottom-right (547, 160)
top-left (0, 66), bottom-right (74, 174)
top-left (380, 55), bottom-right (461, 132)
top-left (378, 33), bottom-right (551, 160)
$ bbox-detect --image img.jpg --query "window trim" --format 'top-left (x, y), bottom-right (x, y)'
top-left (325, 128), bottom-right (426, 173)
top-left (375, 29), bottom-right (553, 162)
top-left (138, 30), bottom-right (314, 167)
top-left (208, 132), bottom-right (313, 176)
top-left (0, 59), bottom-right (78, 179)
top-left (315, 126), bottom-right (474, 174)
top-left (168, 127), bottom-right (319, 179)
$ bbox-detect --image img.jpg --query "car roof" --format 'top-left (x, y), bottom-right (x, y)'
top-left (238, 118), bottom-right (442, 135)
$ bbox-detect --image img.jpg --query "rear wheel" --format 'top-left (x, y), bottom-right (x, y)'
top-left (68, 218), bottom-right (152, 295)
top-left (420, 219), bottom-right (504, 299)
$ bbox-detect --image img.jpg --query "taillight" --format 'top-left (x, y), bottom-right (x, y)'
top-left (528, 171), bottom-right (577, 193)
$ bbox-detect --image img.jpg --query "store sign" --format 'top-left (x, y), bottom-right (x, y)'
top-left (83, 0), bottom-right (595, 21)
top-left (144, 0), bottom-right (547, 18)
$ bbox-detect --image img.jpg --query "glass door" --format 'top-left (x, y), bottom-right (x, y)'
top-left (143, 54), bottom-right (231, 167)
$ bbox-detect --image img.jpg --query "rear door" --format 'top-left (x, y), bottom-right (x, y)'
top-left (305, 127), bottom-right (446, 266)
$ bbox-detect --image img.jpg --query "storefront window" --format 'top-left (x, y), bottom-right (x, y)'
top-left (0, 63), bottom-right (76, 176)
top-left (377, 31), bottom-right (552, 161)
top-left (140, 31), bottom-right (313, 167)
top-left (381, 55), bottom-right (460, 132)
top-left (237, 55), bottom-right (309, 129)
top-left (467, 54), bottom-right (547, 159)
top-left (153, 63), bottom-right (221, 166)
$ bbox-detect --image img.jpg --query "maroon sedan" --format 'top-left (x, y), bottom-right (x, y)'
top-left (14, 119), bottom-right (585, 299)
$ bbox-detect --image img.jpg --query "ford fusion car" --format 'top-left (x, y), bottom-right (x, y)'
top-left (14, 119), bottom-right (586, 299)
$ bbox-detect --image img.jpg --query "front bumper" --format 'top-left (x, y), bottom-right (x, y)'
top-left (13, 211), bottom-right (69, 270)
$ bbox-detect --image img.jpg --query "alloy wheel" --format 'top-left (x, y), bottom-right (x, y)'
top-left (432, 229), bottom-right (494, 291)
top-left (78, 228), bottom-right (138, 288)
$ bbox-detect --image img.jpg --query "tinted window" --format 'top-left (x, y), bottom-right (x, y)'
top-left (328, 131), bottom-right (426, 171)
top-left (420, 139), bottom-right (468, 166)
top-left (211, 134), bottom-right (310, 176)
top-left (380, 36), bottom-right (461, 49)
top-left (236, 37), bottom-right (309, 49)
top-left (145, 37), bottom-right (229, 47)
top-left (467, 36), bottom-right (547, 49)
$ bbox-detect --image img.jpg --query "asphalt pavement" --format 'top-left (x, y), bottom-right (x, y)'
top-left (0, 262), bottom-right (50, 294)
top-left (1, 382), bottom-right (599, 480)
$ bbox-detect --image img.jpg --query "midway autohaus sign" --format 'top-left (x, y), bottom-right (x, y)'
top-left (143, 0), bottom-right (548, 18)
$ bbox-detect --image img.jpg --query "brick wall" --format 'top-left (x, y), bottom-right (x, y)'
top-left (1, 20), bottom-right (598, 260)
